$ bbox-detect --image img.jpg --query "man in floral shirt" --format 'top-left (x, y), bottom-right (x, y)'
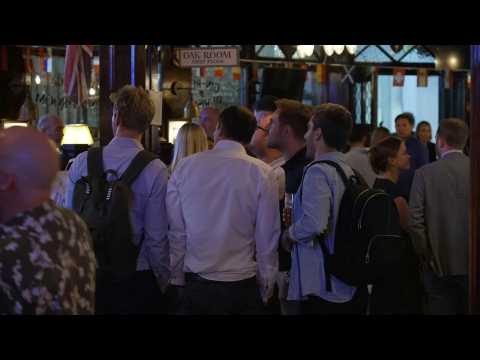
top-left (0, 127), bottom-right (96, 315)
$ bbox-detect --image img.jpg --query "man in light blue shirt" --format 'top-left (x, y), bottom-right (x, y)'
top-left (282, 103), bottom-right (359, 314)
top-left (65, 85), bottom-right (170, 314)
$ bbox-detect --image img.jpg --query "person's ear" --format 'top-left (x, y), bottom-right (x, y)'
top-left (0, 171), bottom-right (14, 192)
top-left (314, 127), bottom-right (323, 142)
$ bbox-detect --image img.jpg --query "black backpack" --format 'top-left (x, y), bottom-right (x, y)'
top-left (301, 160), bottom-right (410, 292)
top-left (72, 147), bottom-right (157, 280)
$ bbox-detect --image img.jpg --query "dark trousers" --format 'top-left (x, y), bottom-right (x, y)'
top-left (95, 270), bottom-right (165, 315)
top-left (181, 274), bottom-right (265, 315)
top-left (302, 287), bottom-right (368, 315)
top-left (422, 271), bottom-right (468, 315)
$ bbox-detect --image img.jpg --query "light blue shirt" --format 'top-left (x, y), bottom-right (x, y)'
top-left (65, 137), bottom-right (170, 288)
top-left (287, 152), bottom-right (357, 303)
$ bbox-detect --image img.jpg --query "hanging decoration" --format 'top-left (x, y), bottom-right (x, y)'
top-left (315, 64), bottom-right (328, 84)
top-left (417, 69), bottom-right (429, 87)
top-left (64, 45), bottom-right (94, 105)
top-left (393, 68), bottom-right (406, 87)
top-left (214, 67), bottom-right (224, 78)
top-left (38, 47), bottom-right (47, 73)
top-left (232, 67), bottom-right (241, 81)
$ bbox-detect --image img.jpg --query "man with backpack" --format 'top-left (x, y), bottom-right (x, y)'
top-left (281, 103), bottom-right (359, 314)
top-left (65, 85), bottom-right (170, 315)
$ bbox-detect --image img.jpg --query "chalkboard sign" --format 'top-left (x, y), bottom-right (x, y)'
top-left (191, 67), bottom-right (241, 111)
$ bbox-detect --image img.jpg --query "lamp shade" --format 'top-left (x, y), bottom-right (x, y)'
top-left (323, 45), bottom-right (334, 56)
top-left (333, 45), bottom-right (345, 55)
top-left (61, 124), bottom-right (94, 146)
top-left (297, 45), bottom-right (315, 58)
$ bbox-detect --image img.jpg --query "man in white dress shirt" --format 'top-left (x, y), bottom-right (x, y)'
top-left (167, 106), bottom-right (281, 315)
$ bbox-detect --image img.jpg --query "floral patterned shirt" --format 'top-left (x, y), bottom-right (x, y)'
top-left (0, 201), bottom-right (96, 315)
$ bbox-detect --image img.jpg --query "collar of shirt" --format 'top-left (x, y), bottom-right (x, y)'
top-left (441, 149), bottom-right (464, 159)
top-left (1, 201), bottom-right (55, 228)
top-left (213, 140), bottom-right (247, 155)
top-left (283, 147), bottom-right (307, 170)
top-left (315, 151), bottom-right (346, 163)
top-left (109, 136), bottom-right (144, 150)
top-left (348, 147), bottom-right (369, 155)
top-left (269, 156), bottom-right (286, 169)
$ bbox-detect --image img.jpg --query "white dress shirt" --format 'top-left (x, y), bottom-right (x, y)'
top-left (167, 140), bottom-right (280, 299)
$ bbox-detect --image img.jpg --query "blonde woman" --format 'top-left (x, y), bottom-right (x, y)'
top-left (170, 123), bottom-right (209, 173)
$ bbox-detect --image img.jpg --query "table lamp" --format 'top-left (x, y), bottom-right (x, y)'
top-left (61, 124), bottom-right (95, 163)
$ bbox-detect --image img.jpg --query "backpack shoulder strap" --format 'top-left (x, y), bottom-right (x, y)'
top-left (313, 160), bottom-right (350, 188)
top-left (121, 150), bottom-right (158, 186)
top-left (87, 147), bottom-right (104, 178)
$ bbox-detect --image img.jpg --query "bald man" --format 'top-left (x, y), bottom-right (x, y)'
top-left (0, 127), bottom-right (96, 315)
top-left (37, 115), bottom-right (65, 147)
top-left (199, 107), bottom-right (220, 149)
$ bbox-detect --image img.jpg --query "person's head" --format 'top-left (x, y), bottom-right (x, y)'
top-left (110, 85), bottom-right (155, 136)
top-left (199, 107), bottom-right (220, 140)
top-left (436, 118), bottom-right (469, 156)
top-left (305, 103), bottom-right (353, 159)
top-left (171, 123), bottom-right (208, 172)
top-left (37, 115), bottom-right (65, 146)
top-left (416, 121), bottom-right (432, 144)
top-left (214, 106), bottom-right (257, 146)
top-left (371, 126), bottom-right (391, 147)
top-left (268, 99), bottom-right (310, 153)
top-left (369, 136), bottom-right (410, 176)
top-left (395, 112), bottom-right (415, 140)
top-left (349, 124), bottom-right (372, 148)
top-left (0, 127), bottom-right (59, 222)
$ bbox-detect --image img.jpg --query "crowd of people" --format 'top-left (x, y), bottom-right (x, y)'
top-left (0, 84), bottom-right (471, 315)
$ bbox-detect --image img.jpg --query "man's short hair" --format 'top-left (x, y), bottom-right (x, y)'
top-left (274, 99), bottom-right (310, 141)
top-left (219, 106), bottom-right (257, 144)
top-left (311, 103), bottom-right (353, 151)
top-left (437, 118), bottom-right (469, 150)
top-left (350, 124), bottom-right (372, 146)
top-left (110, 85), bottom-right (155, 133)
top-left (395, 112), bottom-right (416, 126)
top-left (254, 95), bottom-right (278, 113)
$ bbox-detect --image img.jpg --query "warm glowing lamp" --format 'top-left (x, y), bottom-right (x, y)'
top-left (3, 121), bottom-right (28, 129)
top-left (297, 45), bottom-right (315, 58)
top-left (61, 124), bottom-right (95, 163)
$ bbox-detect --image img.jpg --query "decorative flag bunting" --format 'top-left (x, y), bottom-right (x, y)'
top-left (417, 69), bottom-right (428, 87)
top-left (38, 48), bottom-right (47, 73)
top-left (23, 48), bottom-right (35, 75)
top-left (64, 45), bottom-right (94, 105)
top-left (232, 67), bottom-right (241, 81)
top-left (214, 67), bottom-right (224, 78)
top-left (393, 68), bottom-right (406, 87)
top-left (315, 64), bottom-right (328, 84)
